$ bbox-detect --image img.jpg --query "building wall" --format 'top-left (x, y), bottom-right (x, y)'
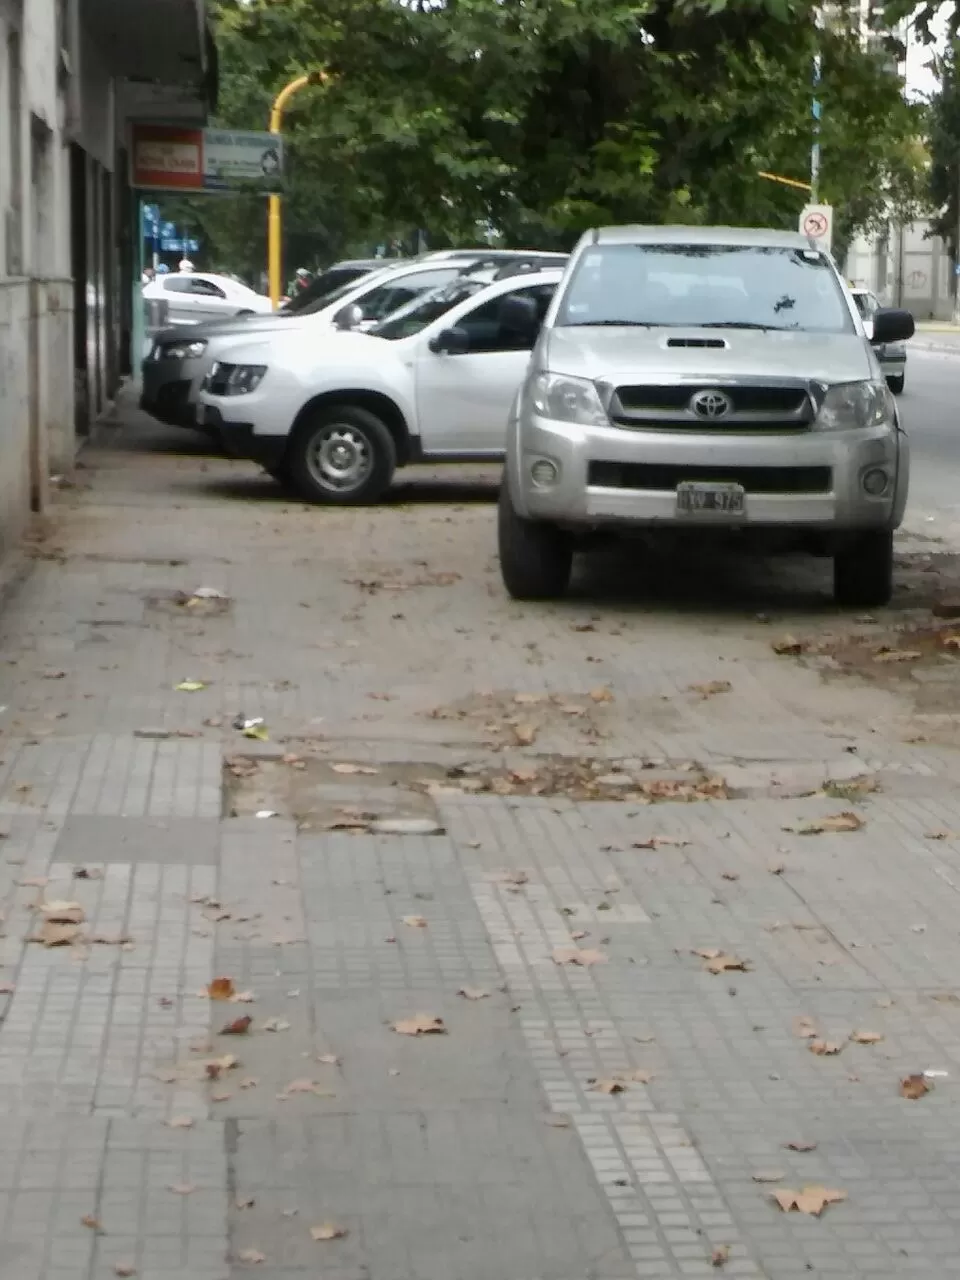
top-left (0, 0), bottom-right (208, 557)
top-left (846, 220), bottom-right (952, 320)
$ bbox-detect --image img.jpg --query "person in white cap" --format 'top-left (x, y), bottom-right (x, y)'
top-left (178, 258), bottom-right (194, 273)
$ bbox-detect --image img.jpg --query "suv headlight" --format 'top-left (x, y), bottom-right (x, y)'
top-left (159, 339), bottom-right (207, 361)
top-left (223, 364), bottom-right (267, 396)
top-left (816, 380), bottom-right (892, 431)
top-left (526, 371), bottom-right (607, 427)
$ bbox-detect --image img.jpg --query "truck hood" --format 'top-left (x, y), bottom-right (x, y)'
top-left (210, 329), bottom-right (389, 372)
top-left (542, 327), bottom-right (875, 385)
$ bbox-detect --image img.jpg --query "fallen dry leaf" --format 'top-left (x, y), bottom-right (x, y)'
top-left (457, 987), bottom-right (490, 1000)
top-left (552, 946), bottom-right (607, 966)
top-left (711, 1245), bottom-right (731, 1267)
top-left (35, 922), bottom-right (82, 947)
top-left (772, 636), bottom-right (808, 656)
top-left (688, 680), bottom-right (732, 698)
top-left (237, 1248), bottom-right (265, 1264)
top-left (234, 991), bottom-right (256, 1003)
top-left (792, 1016), bottom-right (818, 1039)
top-left (492, 869), bottom-right (529, 886)
top-left (310, 1223), bottom-right (348, 1241)
top-left (783, 1140), bottom-right (818, 1152)
top-left (925, 830), bottom-right (958, 840)
top-left (80, 1214), bottom-right (102, 1230)
top-left (589, 1078), bottom-right (625, 1094)
top-left (513, 722), bottom-right (538, 746)
top-left (207, 977), bottom-right (236, 1001)
top-left (40, 900), bottom-right (85, 924)
top-left (236, 1196), bottom-right (255, 1210)
top-left (849, 1029), bottom-right (883, 1045)
top-left (772, 1186), bottom-right (847, 1216)
top-left (204, 1054), bottom-right (238, 1079)
top-left (632, 835), bottom-right (691, 850)
top-left (809, 1040), bottom-right (843, 1056)
top-left (391, 1014), bottom-right (447, 1036)
top-left (720, 871), bottom-right (739, 882)
top-left (514, 692), bottom-right (545, 704)
top-left (0, 983), bottom-right (14, 995)
top-left (751, 1171), bottom-right (785, 1183)
top-left (168, 1116), bottom-right (194, 1129)
top-left (331, 762), bottom-right (378, 775)
top-left (168, 1183), bottom-right (196, 1196)
top-left (873, 647), bottom-right (922, 664)
top-left (114, 1264), bottom-right (137, 1277)
top-left (219, 1016), bottom-right (252, 1036)
top-left (630, 1069), bottom-right (654, 1084)
top-left (544, 1114), bottom-right (571, 1128)
top-left (261, 1018), bottom-right (290, 1033)
top-left (788, 811), bottom-right (864, 835)
top-left (239, 1077), bottom-right (259, 1089)
top-left (693, 949), bottom-right (748, 975)
top-left (211, 1090), bottom-right (232, 1103)
top-left (589, 686), bottom-right (614, 702)
top-left (317, 1053), bottom-right (340, 1065)
top-left (402, 915), bottom-right (428, 929)
top-left (900, 1073), bottom-right (931, 1100)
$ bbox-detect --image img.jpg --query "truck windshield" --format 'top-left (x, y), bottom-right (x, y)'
top-left (556, 244), bottom-right (854, 334)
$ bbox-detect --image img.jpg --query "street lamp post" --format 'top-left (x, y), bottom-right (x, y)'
top-left (267, 70), bottom-right (326, 309)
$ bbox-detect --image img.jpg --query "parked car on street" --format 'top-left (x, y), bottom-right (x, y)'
top-left (279, 258), bottom-right (386, 313)
top-left (141, 253), bottom-right (566, 429)
top-left (851, 287), bottom-right (906, 395)
top-left (197, 267), bottom-right (563, 503)
top-left (499, 225), bottom-right (915, 608)
top-left (142, 272), bottom-right (273, 326)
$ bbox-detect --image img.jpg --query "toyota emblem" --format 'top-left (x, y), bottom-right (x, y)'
top-left (691, 389), bottom-right (732, 419)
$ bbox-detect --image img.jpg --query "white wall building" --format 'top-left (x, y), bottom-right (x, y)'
top-left (0, 0), bottom-right (212, 556)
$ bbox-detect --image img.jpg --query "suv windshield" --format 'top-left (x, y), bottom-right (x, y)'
top-left (372, 278), bottom-right (492, 341)
top-left (556, 243), bottom-right (854, 334)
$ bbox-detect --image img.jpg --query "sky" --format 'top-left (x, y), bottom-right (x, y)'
top-left (904, 8), bottom-right (946, 100)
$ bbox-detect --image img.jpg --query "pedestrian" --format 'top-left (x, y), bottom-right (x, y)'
top-left (141, 266), bottom-right (156, 285)
top-left (178, 258), bottom-right (195, 273)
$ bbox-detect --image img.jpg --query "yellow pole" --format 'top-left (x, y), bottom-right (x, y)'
top-left (267, 71), bottom-right (326, 309)
top-left (757, 170), bottom-right (813, 193)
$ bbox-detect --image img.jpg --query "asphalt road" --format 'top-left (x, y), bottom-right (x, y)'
top-left (899, 344), bottom-right (960, 523)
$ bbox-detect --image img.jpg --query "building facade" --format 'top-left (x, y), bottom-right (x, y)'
top-left (0, 0), bottom-right (211, 556)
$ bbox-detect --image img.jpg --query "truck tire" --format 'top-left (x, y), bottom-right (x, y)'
top-left (497, 484), bottom-right (572, 599)
top-left (287, 404), bottom-right (397, 505)
top-left (833, 530), bottom-right (894, 608)
top-left (887, 373), bottom-right (904, 396)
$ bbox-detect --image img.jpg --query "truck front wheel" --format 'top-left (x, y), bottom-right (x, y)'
top-left (497, 484), bottom-right (573, 599)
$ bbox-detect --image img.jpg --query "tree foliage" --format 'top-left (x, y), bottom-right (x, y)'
top-left (169, 0), bottom-right (927, 275)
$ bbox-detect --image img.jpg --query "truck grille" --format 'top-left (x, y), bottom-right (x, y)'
top-left (588, 462), bottom-right (832, 495)
top-left (610, 381), bottom-right (812, 430)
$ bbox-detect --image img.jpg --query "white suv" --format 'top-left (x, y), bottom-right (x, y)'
top-left (199, 268), bottom-right (562, 503)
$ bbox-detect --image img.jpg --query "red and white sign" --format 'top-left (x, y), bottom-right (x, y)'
top-left (131, 125), bottom-right (203, 191)
top-left (130, 124), bottom-right (283, 193)
top-left (799, 203), bottom-right (833, 252)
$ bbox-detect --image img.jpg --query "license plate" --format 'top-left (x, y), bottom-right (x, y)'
top-left (676, 481), bottom-right (745, 516)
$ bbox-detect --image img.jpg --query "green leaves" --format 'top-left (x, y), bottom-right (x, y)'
top-left (182, 0), bottom-right (924, 271)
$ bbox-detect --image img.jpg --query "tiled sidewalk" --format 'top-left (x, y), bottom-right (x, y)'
top-left (2, 407), bottom-right (960, 1277)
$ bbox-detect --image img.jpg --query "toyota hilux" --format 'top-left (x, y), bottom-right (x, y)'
top-left (499, 225), bottom-right (915, 608)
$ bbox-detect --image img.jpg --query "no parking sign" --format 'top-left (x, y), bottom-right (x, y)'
top-left (799, 203), bottom-right (833, 253)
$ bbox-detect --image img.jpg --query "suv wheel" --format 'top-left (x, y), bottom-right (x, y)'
top-left (498, 484), bottom-right (572, 599)
top-left (288, 405), bottom-right (397, 505)
top-left (887, 373), bottom-right (904, 396)
top-left (833, 531), bottom-right (894, 608)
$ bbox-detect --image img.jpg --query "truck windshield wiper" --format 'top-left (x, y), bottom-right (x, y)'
top-left (562, 320), bottom-right (659, 328)
top-left (700, 321), bottom-right (789, 331)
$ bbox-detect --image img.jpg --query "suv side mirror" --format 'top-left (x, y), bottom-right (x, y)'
top-left (871, 307), bottom-right (914, 344)
top-left (428, 326), bottom-right (470, 355)
top-left (499, 294), bottom-right (540, 342)
top-left (334, 302), bottom-right (364, 330)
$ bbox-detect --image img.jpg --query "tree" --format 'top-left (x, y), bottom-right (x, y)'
top-left (178, 0), bottom-right (926, 276)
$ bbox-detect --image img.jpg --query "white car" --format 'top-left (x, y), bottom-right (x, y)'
top-left (851, 288), bottom-right (906, 395)
top-left (143, 272), bottom-right (273, 325)
top-left (198, 268), bottom-right (563, 503)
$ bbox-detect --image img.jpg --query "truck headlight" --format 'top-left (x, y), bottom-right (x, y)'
top-left (159, 339), bottom-right (207, 360)
top-left (526, 371), bottom-right (607, 427)
top-left (224, 364), bottom-right (267, 395)
top-left (816, 380), bottom-right (892, 431)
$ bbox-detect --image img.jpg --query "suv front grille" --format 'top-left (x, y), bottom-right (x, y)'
top-left (610, 381), bottom-right (812, 430)
top-left (588, 462), bottom-right (832, 495)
